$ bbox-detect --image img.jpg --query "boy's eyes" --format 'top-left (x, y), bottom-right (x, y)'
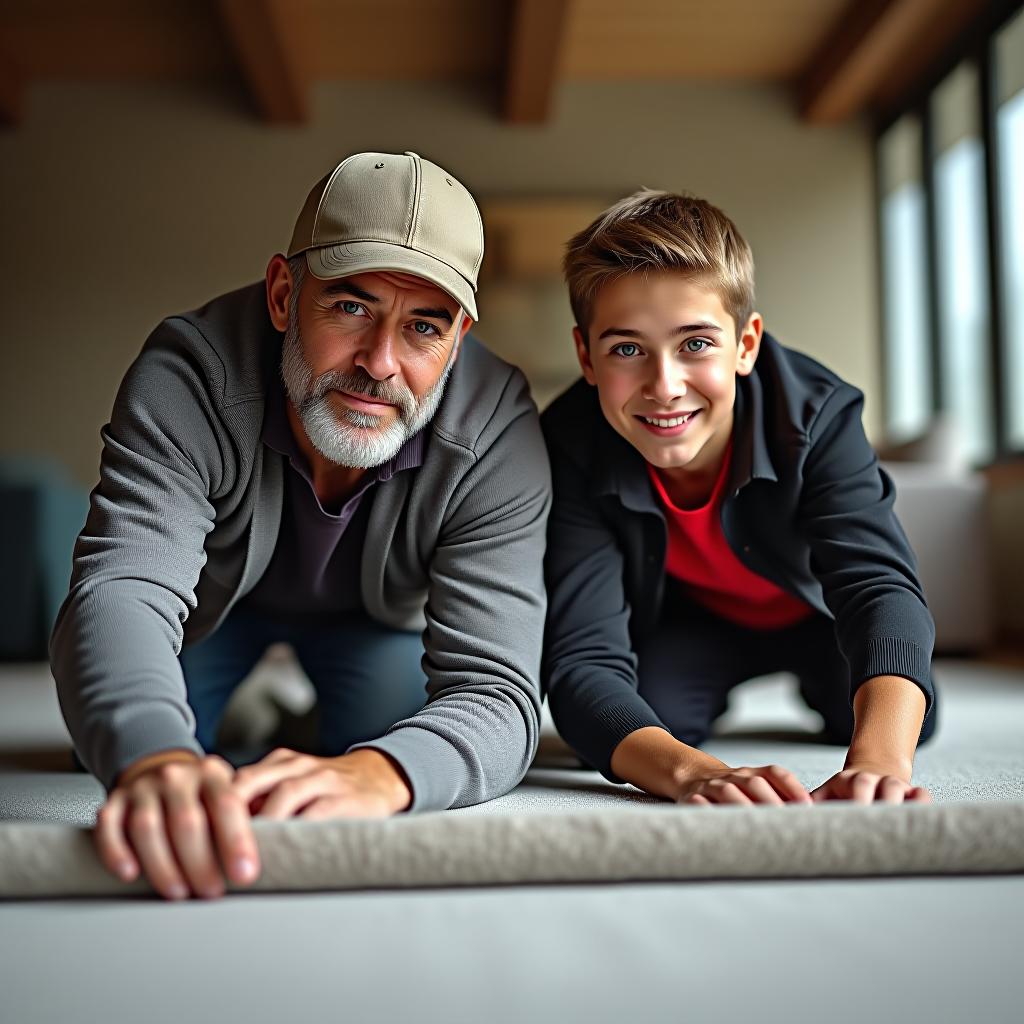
top-left (611, 342), bottom-right (642, 358)
top-left (608, 338), bottom-right (713, 358)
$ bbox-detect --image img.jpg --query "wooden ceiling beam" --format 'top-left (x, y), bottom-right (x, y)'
top-left (0, 42), bottom-right (23, 127)
top-left (798, 0), bottom-right (986, 124)
top-left (503, 0), bottom-right (571, 124)
top-left (217, 0), bottom-right (308, 123)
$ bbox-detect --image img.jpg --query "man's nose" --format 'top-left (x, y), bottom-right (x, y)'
top-left (353, 321), bottom-right (399, 380)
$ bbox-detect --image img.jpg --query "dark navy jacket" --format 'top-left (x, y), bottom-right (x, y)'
top-left (541, 332), bottom-right (935, 780)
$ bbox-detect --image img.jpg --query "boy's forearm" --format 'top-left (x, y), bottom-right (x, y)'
top-left (845, 675), bottom-right (928, 781)
top-left (610, 727), bottom-right (728, 801)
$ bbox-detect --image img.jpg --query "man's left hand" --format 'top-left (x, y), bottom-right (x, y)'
top-left (811, 766), bottom-right (931, 805)
top-left (231, 747), bottom-right (413, 820)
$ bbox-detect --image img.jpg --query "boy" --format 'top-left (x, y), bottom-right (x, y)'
top-left (542, 190), bottom-right (936, 806)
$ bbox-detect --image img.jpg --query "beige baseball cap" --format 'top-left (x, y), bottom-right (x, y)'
top-left (287, 151), bottom-right (483, 320)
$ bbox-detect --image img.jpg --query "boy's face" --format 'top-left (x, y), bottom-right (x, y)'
top-left (574, 272), bottom-right (762, 478)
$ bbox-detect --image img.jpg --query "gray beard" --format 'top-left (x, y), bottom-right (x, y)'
top-left (279, 314), bottom-right (456, 469)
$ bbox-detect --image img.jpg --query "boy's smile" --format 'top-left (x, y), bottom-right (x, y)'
top-left (574, 272), bottom-right (762, 503)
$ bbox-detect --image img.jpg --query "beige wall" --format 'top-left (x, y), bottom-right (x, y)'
top-left (0, 77), bottom-right (878, 487)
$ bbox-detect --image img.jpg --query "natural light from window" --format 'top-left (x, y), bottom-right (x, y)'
top-left (997, 87), bottom-right (1024, 449)
top-left (880, 117), bottom-right (932, 442)
top-left (933, 65), bottom-right (993, 463)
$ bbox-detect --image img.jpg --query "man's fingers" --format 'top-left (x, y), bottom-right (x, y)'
top-left (231, 753), bottom-right (310, 804)
top-left (201, 773), bottom-right (260, 884)
top-left (257, 770), bottom-right (340, 820)
top-left (260, 747), bottom-right (299, 767)
top-left (297, 795), bottom-right (385, 820)
top-left (161, 765), bottom-right (224, 899)
top-left (906, 785), bottom-right (932, 803)
top-left (682, 793), bottom-right (711, 806)
top-left (126, 786), bottom-right (190, 901)
top-left (94, 790), bottom-right (139, 882)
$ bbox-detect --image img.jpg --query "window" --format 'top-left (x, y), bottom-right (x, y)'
top-left (875, 3), bottom-right (1024, 463)
top-left (995, 8), bottom-right (1024, 449)
top-left (878, 117), bottom-right (932, 442)
top-left (931, 64), bottom-right (994, 463)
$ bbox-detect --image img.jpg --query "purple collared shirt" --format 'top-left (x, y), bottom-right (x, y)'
top-left (239, 374), bottom-right (426, 622)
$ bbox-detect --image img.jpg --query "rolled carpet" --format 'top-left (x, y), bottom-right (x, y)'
top-left (1, 801), bottom-right (1021, 899)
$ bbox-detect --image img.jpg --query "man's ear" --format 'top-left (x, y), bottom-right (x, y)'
top-left (735, 312), bottom-right (763, 377)
top-left (573, 326), bottom-right (597, 386)
top-left (266, 254), bottom-right (295, 332)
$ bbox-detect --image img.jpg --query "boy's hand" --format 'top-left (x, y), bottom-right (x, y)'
top-left (231, 747), bottom-right (412, 820)
top-left (678, 764), bottom-right (813, 806)
top-left (95, 753), bottom-right (260, 901)
top-left (811, 767), bottom-right (932, 804)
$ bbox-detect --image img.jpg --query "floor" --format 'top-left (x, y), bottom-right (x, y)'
top-left (1, 658), bottom-right (1022, 1023)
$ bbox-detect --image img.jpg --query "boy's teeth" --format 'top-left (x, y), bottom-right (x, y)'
top-left (643, 412), bottom-right (694, 427)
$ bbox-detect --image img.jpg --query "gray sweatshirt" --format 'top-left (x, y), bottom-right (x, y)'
top-left (50, 282), bottom-right (552, 810)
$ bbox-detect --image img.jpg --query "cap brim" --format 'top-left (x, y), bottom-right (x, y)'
top-left (305, 241), bottom-right (478, 321)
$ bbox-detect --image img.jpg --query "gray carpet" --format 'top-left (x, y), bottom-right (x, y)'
top-left (3, 658), bottom-right (1022, 826)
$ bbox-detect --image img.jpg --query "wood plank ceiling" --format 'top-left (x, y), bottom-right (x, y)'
top-left (0, 0), bottom-right (995, 128)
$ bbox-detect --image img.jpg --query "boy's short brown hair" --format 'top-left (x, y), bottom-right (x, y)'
top-left (563, 189), bottom-right (755, 340)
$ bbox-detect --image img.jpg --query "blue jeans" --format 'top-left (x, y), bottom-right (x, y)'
top-left (179, 606), bottom-right (428, 759)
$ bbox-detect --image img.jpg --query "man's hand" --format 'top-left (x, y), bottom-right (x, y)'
top-left (95, 753), bottom-right (260, 901)
top-left (678, 764), bottom-right (813, 806)
top-left (231, 747), bottom-right (413, 820)
top-left (811, 765), bottom-right (932, 804)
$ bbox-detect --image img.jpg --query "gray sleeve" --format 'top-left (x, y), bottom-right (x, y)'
top-left (49, 321), bottom-right (231, 790)
top-left (349, 377), bottom-right (552, 811)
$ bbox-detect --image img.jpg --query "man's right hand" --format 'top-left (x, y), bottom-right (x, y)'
top-left (94, 751), bottom-right (260, 900)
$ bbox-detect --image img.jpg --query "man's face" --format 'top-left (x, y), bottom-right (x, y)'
top-left (279, 265), bottom-right (470, 469)
top-left (575, 272), bottom-right (761, 476)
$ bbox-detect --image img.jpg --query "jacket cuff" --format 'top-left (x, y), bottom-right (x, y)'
top-left (347, 727), bottom-right (474, 813)
top-left (90, 708), bottom-right (204, 792)
top-left (848, 636), bottom-right (935, 719)
top-left (572, 695), bottom-right (669, 784)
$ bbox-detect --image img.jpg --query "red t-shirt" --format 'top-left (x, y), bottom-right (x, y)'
top-left (646, 445), bottom-right (814, 630)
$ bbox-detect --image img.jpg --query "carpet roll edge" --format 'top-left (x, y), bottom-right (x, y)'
top-left (0, 801), bottom-right (1021, 898)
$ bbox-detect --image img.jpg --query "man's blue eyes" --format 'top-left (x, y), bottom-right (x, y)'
top-left (611, 339), bottom-right (711, 357)
top-left (334, 301), bottom-right (439, 336)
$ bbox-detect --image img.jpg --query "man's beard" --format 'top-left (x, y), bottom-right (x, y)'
top-left (280, 317), bottom-right (457, 470)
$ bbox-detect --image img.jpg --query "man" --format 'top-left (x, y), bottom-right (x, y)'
top-left (51, 151), bottom-right (551, 901)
